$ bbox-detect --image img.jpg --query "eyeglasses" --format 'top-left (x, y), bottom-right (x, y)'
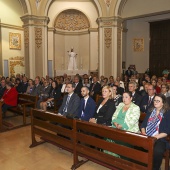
top-left (153, 100), bottom-right (161, 103)
top-left (161, 87), bottom-right (166, 88)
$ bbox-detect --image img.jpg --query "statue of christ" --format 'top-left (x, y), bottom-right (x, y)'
top-left (67, 48), bottom-right (78, 70)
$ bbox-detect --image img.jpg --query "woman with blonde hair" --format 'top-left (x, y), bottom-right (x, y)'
top-left (89, 86), bottom-right (116, 126)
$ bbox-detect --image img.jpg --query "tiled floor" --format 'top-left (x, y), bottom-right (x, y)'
top-left (0, 126), bottom-right (109, 170)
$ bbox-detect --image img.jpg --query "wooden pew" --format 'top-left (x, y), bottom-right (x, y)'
top-left (8, 94), bottom-right (38, 125)
top-left (0, 101), bottom-right (4, 131)
top-left (30, 109), bottom-right (75, 154)
top-left (72, 121), bottom-right (156, 170)
top-left (30, 109), bottom-right (156, 170)
top-left (95, 94), bottom-right (102, 103)
top-left (139, 112), bottom-right (170, 170)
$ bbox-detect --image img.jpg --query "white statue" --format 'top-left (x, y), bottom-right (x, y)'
top-left (67, 48), bottom-right (78, 70)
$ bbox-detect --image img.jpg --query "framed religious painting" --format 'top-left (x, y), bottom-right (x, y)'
top-left (9, 32), bottom-right (21, 50)
top-left (133, 38), bottom-right (144, 52)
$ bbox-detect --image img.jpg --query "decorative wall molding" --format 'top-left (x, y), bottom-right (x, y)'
top-left (0, 23), bottom-right (23, 31)
top-left (88, 28), bottom-right (98, 32)
top-left (9, 56), bottom-right (25, 76)
top-left (24, 27), bottom-right (29, 48)
top-left (103, 22), bottom-right (113, 26)
top-left (55, 29), bottom-right (89, 35)
top-left (35, 27), bottom-right (42, 48)
top-left (104, 28), bottom-right (112, 48)
top-left (55, 9), bottom-right (90, 31)
top-left (21, 15), bottom-right (49, 27)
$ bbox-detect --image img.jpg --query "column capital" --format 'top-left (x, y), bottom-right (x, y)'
top-left (20, 15), bottom-right (50, 27)
top-left (97, 16), bottom-right (123, 28)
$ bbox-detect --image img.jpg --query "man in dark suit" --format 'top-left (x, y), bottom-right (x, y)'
top-left (20, 76), bottom-right (28, 93)
top-left (89, 76), bottom-right (101, 100)
top-left (125, 67), bottom-right (133, 78)
top-left (37, 80), bottom-right (51, 108)
top-left (128, 81), bottom-right (142, 106)
top-left (0, 79), bottom-right (6, 99)
top-left (31, 77), bottom-right (43, 96)
top-left (108, 77), bottom-right (114, 87)
top-left (77, 86), bottom-right (96, 121)
top-left (140, 84), bottom-right (156, 113)
top-left (58, 83), bottom-right (80, 117)
top-left (73, 75), bottom-right (83, 97)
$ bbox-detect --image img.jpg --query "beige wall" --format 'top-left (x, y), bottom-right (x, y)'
top-left (0, 0), bottom-right (23, 26)
top-left (122, 0), bottom-right (170, 18)
top-left (1, 27), bottom-right (24, 75)
top-left (124, 19), bottom-right (149, 73)
top-left (47, 1), bottom-right (99, 28)
top-left (124, 13), bottom-right (170, 73)
top-left (54, 33), bottom-right (91, 71)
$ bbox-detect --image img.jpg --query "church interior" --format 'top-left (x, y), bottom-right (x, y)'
top-left (0, 0), bottom-right (170, 170)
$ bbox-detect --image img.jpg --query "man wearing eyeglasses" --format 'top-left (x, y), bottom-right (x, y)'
top-left (140, 84), bottom-right (156, 113)
top-left (161, 84), bottom-right (170, 98)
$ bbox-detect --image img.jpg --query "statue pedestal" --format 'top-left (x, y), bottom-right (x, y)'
top-left (55, 70), bottom-right (89, 76)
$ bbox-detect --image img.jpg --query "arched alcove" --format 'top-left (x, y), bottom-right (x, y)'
top-left (47, 1), bottom-right (99, 76)
top-left (54, 9), bottom-right (90, 31)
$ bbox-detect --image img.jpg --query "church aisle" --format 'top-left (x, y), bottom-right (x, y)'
top-left (0, 126), bottom-right (109, 170)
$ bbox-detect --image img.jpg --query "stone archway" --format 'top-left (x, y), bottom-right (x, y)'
top-left (18, 0), bottom-right (31, 15)
top-left (53, 9), bottom-right (92, 75)
top-left (44, 0), bottom-right (103, 17)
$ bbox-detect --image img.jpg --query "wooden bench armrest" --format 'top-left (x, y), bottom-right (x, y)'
top-left (20, 102), bottom-right (35, 106)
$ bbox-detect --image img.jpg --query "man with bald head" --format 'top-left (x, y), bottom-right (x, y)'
top-left (77, 86), bottom-right (96, 121)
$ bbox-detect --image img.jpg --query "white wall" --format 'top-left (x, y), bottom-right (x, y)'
top-left (0, 0), bottom-right (23, 26)
top-left (122, 0), bottom-right (170, 18)
top-left (48, 1), bottom-right (98, 28)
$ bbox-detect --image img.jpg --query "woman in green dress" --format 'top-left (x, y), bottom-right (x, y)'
top-left (104, 91), bottom-right (140, 157)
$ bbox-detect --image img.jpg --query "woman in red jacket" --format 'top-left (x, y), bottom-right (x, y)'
top-left (0, 81), bottom-right (18, 113)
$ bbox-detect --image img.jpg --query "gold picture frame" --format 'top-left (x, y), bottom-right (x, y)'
top-left (133, 38), bottom-right (144, 52)
top-left (9, 32), bottom-right (21, 50)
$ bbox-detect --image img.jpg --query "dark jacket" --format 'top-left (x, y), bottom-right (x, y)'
top-left (141, 110), bottom-right (170, 148)
top-left (0, 86), bottom-right (6, 99)
top-left (140, 95), bottom-right (154, 113)
top-left (89, 82), bottom-right (101, 99)
top-left (94, 98), bottom-right (116, 126)
top-left (132, 92), bottom-right (142, 106)
top-left (58, 93), bottom-right (80, 116)
top-left (74, 82), bottom-right (83, 97)
top-left (21, 82), bottom-right (28, 93)
top-left (77, 97), bottom-right (96, 121)
top-left (31, 84), bottom-right (43, 96)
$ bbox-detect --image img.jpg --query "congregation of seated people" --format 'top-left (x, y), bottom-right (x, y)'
top-left (1, 68), bottom-right (170, 169)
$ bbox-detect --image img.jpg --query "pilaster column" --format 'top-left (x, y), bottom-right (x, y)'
top-left (89, 28), bottom-right (98, 72)
top-left (97, 16), bottom-right (123, 78)
top-left (21, 15), bottom-right (49, 78)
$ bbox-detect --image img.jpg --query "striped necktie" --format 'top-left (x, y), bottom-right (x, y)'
top-left (63, 95), bottom-right (71, 113)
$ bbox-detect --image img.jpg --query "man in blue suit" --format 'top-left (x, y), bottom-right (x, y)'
top-left (77, 86), bottom-right (96, 121)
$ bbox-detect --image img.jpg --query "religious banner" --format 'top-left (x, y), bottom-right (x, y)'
top-left (133, 38), bottom-right (144, 52)
top-left (9, 32), bottom-right (21, 50)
